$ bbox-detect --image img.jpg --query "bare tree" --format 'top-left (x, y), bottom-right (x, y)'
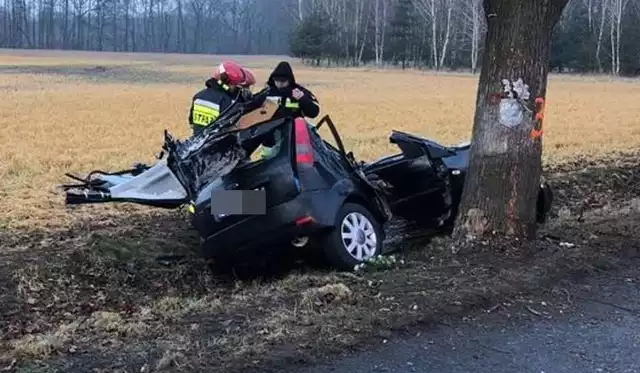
top-left (412, 0), bottom-right (454, 70)
top-left (412, 0), bottom-right (437, 68)
top-left (437, 0), bottom-right (454, 69)
top-left (596, 0), bottom-right (609, 72)
top-left (581, 0), bottom-right (593, 31)
top-left (452, 0), bottom-right (569, 242)
top-left (70, 0), bottom-right (87, 48)
top-left (373, 0), bottom-right (388, 65)
top-left (610, 0), bottom-right (630, 75)
top-left (460, 0), bottom-right (484, 72)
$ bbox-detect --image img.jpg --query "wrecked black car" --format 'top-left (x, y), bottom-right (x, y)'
top-left (62, 95), bottom-right (392, 271)
top-left (362, 131), bottom-right (554, 228)
top-left (61, 94), bottom-right (553, 271)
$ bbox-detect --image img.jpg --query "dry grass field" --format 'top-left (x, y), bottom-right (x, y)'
top-left (0, 49), bottom-right (639, 373)
top-left (1, 49), bottom-right (639, 229)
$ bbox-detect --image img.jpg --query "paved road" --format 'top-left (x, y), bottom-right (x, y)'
top-left (297, 265), bottom-right (640, 373)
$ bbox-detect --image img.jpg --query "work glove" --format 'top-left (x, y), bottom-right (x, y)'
top-left (259, 146), bottom-right (274, 159)
top-left (291, 88), bottom-right (304, 100)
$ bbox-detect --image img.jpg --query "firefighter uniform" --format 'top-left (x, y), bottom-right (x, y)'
top-left (264, 61), bottom-right (320, 119)
top-left (188, 78), bottom-right (237, 136)
top-left (188, 61), bottom-right (256, 136)
top-left (252, 61), bottom-right (321, 158)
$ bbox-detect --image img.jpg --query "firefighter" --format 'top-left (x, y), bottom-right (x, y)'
top-left (188, 60), bottom-right (256, 136)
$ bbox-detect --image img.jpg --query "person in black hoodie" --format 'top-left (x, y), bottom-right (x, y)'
top-left (248, 61), bottom-right (321, 159)
top-left (188, 60), bottom-right (256, 136)
top-left (262, 61), bottom-right (320, 119)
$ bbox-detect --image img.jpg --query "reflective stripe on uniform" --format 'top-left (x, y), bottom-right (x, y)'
top-left (260, 146), bottom-right (274, 158)
top-left (266, 96), bottom-right (301, 109)
top-left (259, 130), bottom-right (282, 159)
top-left (217, 80), bottom-right (230, 91)
top-left (192, 99), bottom-right (220, 127)
top-left (285, 98), bottom-right (299, 109)
top-left (194, 99), bottom-right (220, 110)
top-left (266, 96), bottom-right (281, 103)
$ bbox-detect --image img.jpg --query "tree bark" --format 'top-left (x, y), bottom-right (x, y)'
top-left (452, 0), bottom-right (569, 242)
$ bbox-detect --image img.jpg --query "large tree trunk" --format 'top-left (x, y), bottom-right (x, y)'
top-left (452, 0), bottom-right (569, 241)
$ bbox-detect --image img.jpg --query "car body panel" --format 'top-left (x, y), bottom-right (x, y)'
top-left (63, 161), bottom-right (189, 208)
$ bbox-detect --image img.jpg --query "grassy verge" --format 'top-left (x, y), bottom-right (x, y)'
top-left (0, 152), bottom-right (638, 373)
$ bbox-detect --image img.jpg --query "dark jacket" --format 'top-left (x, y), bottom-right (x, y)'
top-left (188, 78), bottom-right (238, 136)
top-left (255, 61), bottom-right (320, 120)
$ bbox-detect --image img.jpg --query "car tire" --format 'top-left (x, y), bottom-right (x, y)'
top-left (322, 202), bottom-right (384, 271)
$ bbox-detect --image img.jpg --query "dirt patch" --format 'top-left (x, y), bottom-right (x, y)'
top-left (0, 152), bottom-right (638, 372)
top-left (543, 150), bottom-right (640, 218)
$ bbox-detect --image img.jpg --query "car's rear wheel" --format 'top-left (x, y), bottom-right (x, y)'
top-left (322, 203), bottom-right (384, 271)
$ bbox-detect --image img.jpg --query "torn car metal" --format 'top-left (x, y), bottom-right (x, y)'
top-left (362, 130), bottom-right (554, 229)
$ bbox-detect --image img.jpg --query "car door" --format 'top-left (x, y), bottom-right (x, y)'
top-left (311, 116), bottom-right (392, 220)
top-left (389, 131), bottom-right (452, 220)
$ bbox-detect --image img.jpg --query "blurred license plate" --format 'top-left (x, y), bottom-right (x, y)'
top-left (210, 189), bottom-right (266, 216)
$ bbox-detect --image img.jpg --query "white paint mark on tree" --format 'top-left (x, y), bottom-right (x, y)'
top-left (509, 78), bottom-right (531, 100)
top-left (499, 78), bottom-right (531, 128)
top-left (499, 98), bottom-right (523, 128)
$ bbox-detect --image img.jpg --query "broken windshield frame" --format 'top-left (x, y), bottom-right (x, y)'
top-left (201, 87), bottom-right (272, 136)
top-left (161, 87), bottom-right (284, 199)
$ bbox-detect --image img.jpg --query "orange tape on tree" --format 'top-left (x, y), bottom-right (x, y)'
top-left (530, 97), bottom-right (545, 139)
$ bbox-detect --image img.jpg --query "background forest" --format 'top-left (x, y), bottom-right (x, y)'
top-left (1, 0), bottom-right (639, 75)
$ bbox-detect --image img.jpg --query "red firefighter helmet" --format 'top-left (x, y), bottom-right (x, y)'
top-left (213, 61), bottom-right (256, 88)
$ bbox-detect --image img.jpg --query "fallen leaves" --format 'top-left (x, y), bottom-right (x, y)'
top-left (301, 283), bottom-right (355, 309)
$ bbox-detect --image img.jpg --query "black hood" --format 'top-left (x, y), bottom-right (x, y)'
top-left (204, 78), bottom-right (242, 97)
top-left (267, 61), bottom-right (296, 86)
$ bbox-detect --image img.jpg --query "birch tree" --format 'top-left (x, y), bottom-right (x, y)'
top-left (596, 0), bottom-right (609, 72)
top-left (610, 0), bottom-right (630, 75)
top-left (462, 0), bottom-right (484, 73)
top-left (373, 0), bottom-right (388, 65)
